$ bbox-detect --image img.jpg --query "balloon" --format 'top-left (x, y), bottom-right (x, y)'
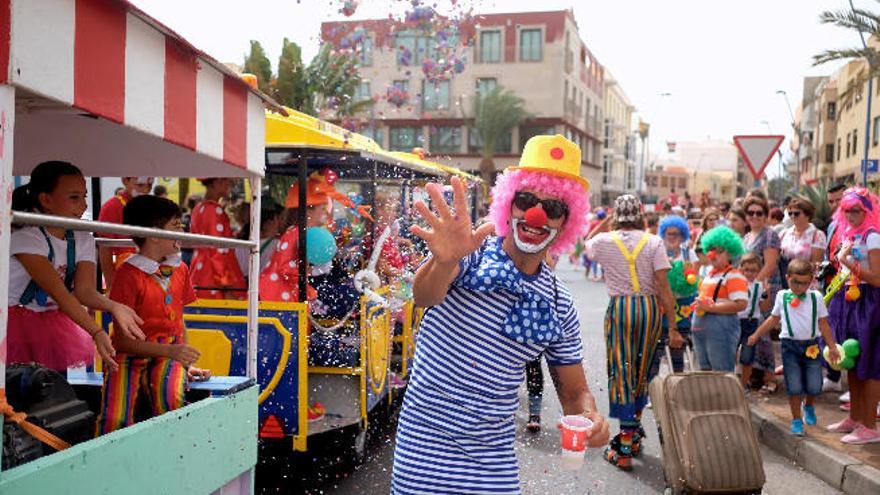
top-left (686, 273), bottom-right (697, 285)
top-left (823, 343), bottom-right (846, 370)
top-left (843, 338), bottom-right (861, 358)
top-left (306, 227), bottom-right (337, 265)
top-left (840, 356), bottom-right (856, 370)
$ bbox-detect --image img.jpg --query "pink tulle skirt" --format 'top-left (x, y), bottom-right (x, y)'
top-left (7, 306), bottom-right (94, 371)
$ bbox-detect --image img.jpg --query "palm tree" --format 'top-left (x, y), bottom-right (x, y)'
top-left (813, 6), bottom-right (880, 70)
top-left (797, 180), bottom-right (834, 231)
top-left (472, 87), bottom-right (531, 185)
top-left (307, 44), bottom-right (374, 117)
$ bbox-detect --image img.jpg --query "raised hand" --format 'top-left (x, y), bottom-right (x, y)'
top-left (410, 176), bottom-right (495, 265)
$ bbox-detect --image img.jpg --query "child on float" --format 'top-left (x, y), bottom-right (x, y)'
top-left (737, 253), bottom-right (772, 390)
top-left (748, 259), bottom-right (840, 436)
top-left (691, 226), bottom-right (748, 372)
top-left (650, 215), bottom-right (699, 376)
top-left (234, 195), bottom-right (283, 278)
top-left (96, 195), bottom-right (207, 434)
top-left (97, 176), bottom-right (154, 288)
top-left (8, 161), bottom-right (144, 372)
top-left (189, 178), bottom-right (246, 299)
top-left (825, 187), bottom-right (880, 444)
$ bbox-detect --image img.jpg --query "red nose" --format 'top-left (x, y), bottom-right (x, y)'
top-left (707, 251), bottom-right (717, 260)
top-left (524, 206), bottom-right (548, 228)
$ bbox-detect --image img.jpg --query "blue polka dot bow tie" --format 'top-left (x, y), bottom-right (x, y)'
top-left (457, 238), bottom-right (561, 345)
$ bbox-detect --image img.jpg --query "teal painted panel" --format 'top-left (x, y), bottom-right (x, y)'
top-left (0, 385), bottom-right (258, 495)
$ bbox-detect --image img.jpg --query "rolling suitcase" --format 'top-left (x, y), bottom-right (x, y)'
top-left (649, 347), bottom-right (765, 495)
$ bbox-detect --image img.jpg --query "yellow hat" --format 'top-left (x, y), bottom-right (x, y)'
top-left (508, 134), bottom-right (590, 192)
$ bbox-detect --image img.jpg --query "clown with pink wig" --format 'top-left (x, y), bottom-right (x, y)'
top-left (584, 193), bottom-right (678, 470)
top-left (389, 135), bottom-right (609, 494)
top-left (825, 187), bottom-right (880, 445)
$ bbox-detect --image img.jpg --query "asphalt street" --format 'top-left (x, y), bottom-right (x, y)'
top-left (294, 260), bottom-right (842, 495)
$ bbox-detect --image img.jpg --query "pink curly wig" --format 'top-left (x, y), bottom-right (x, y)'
top-left (489, 169), bottom-right (591, 256)
top-left (830, 187), bottom-right (880, 255)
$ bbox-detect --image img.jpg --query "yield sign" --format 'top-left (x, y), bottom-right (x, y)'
top-left (733, 135), bottom-right (784, 180)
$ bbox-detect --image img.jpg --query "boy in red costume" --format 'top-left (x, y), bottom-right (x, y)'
top-left (97, 195), bottom-right (208, 434)
top-left (189, 178), bottom-right (246, 299)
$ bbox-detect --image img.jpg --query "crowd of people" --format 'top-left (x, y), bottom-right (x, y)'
top-left (577, 182), bottom-right (880, 462)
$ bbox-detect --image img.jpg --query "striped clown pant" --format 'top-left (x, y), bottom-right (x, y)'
top-left (605, 294), bottom-right (663, 423)
top-left (96, 353), bottom-right (186, 435)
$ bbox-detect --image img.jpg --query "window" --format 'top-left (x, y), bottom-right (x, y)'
top-left (827, 102), bottom-right (836, 121)
top-left (389, 126), bottom-right (421, 151)
top-left (874, 117), bottom-right (880, 147)
top-left (429, 126), bottom-right (461, 153)
top-left (564, 31), bottom-right (572, 74)
top-left (678, 177), bottom-right (687, 189)
top-left (359, 126), bottom-right (381, 144)
top-left (853, 129), bottom-right (858, 155)
top-left (479, 30), bottom-right (501, 63)
top-left (519, 125), bottom-right (556, 152)
top-left (396, 31), bottom-right (435, 66)
top-left (660, 176), bottom-right (669, 188)
top-left (603, 118), bottom-right (611, 148)
top-left (846, 132), bottom-right (851, 157)
top-left (519, 29), bottom-right (542, 61)
top-left (354, 81), bottom-right (371, 102)
top-left (837, 138), bottom-right (842, 161)
top-left (476, 78), bottom-right (497, 100)
top-left (359, 36), bottom-right (373, 66)
top-left (422, 80), bottom-right (450, 110)
top-left (468, 126), bottom-right (511, 153)
top-left (392, 79), bottom-right (409, 93)
top-left (825, 144), bottom-right (835, 162)
top-left (602, 156), bottom-right (611, 185)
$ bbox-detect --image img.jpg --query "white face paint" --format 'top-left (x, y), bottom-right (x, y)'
top-left (511, 218), bottom-right (558, 254)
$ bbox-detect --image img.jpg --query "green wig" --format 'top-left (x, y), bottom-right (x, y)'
top-left (700, 225), bottom-right (745, 258)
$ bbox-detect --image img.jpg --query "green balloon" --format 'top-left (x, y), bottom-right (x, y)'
top-left (843, 338), bottom-right (861, 358)
top-left (840, 356), bottom-right (856, 370)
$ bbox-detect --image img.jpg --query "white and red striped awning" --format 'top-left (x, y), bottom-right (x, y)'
top-left (0, 0), bottom-right (284, 178)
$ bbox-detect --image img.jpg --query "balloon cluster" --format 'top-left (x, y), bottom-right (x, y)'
top-left (340, 0), bottom-right (358, 17)
top-left (421, 55), bottom-right (466, 84)
top-left (385, 84), bottom-right (411, 108)
top-left (338, 29), bottom-right (367, 50)
top-left (824, 339), bottom-right (861, 370)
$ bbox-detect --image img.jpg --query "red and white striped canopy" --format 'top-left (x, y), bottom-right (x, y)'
top-left (0, 0), bottom-right (283, 178)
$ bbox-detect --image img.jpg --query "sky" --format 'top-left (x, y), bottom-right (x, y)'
top-left (132, 0), bottom-right (861, 177)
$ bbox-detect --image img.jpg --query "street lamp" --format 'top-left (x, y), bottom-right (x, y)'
top-left (776, 90), bottom-right (801, 191)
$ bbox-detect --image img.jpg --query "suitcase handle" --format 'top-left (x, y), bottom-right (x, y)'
top-left (664, 343), bottom-right (698, 374)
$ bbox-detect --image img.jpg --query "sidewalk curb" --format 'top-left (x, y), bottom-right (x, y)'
top-left (749, 406), bottom-right (880, 494)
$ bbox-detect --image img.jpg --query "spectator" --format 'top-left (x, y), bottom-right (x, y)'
top-left (743, 195), bottom-right (781, 393)
top-left (780, 198), bottom-right (826, 278)
top-left (769, 207), bottom-right (785, 234)
top-left (153, 184), bottom-right (168, 199)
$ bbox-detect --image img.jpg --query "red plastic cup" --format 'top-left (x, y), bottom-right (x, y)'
top-left (559, 415), bottom-right (593, 469)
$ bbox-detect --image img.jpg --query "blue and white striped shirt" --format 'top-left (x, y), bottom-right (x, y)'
top-left (391, 240), bottom-right (583, 494)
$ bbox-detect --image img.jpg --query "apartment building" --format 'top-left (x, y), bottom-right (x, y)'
top-left (601, 70), bottom-right (637, 205)
top-left (811, 76), bottom-right (838, 181)
top-left (321, 10), bottom-right (606, 187)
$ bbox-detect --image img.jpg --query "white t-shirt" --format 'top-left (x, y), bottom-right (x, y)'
top-left (9, 226), bottom-right (96, 312)
top-left (850, 231), bottom-right (880, 269)
top-left (737, 280), bottom-right (765, 321)
top-left (771, 289), bottom-right (828, 340)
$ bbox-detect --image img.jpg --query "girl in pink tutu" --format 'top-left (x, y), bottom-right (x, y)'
top-left (8, 161), bottom-right (145, 372)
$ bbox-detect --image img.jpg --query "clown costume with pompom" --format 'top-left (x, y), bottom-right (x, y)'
top-left (390, 135), bottom-right (609, 494)
top-left (584, 194), bottom-right (677, 470)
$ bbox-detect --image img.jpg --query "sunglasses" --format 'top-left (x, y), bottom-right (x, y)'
top-left (788, 210), bottom-right (802, 218)
top-left (513, 191), bottom-right (569, 220)
top-left (746, 209), bottom-right (765, 217)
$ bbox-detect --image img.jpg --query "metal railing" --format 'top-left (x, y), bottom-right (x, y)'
top-left (12, 212), bottom-right (255, 250)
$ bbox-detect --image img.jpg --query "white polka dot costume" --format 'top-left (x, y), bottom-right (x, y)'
top-left (189, 199), bottom-right (246, 299)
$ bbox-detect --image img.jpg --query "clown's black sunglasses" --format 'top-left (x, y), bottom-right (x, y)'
top-left (513, 192), bottom-right (569, 220)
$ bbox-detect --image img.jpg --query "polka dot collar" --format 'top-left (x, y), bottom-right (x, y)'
top-left (456, 238), bottom-right (561, 345)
